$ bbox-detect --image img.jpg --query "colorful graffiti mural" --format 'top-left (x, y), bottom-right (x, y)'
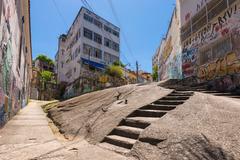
top-left (182, 48), bottom-right (197, 78)
top-left (0, 0), bottom-right (31, 127)
top-left (183, 3), bottom-right (240, 51)
top-left (180, 1), bottom-right (240, 92)
top-left (198, 52), bottom-right (240, 81)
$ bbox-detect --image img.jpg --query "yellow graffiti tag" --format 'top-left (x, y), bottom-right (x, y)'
top-left (198, 52), bottom-right (240, 81)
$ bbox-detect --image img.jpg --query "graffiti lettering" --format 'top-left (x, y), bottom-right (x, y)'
top-left (198, 52), bottom-right (240, 81)
top-left (182, 48), bottom-right (198, 78)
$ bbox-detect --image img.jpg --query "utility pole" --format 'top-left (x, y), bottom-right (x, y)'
top-left (136, 61), bottom-right (139, 83)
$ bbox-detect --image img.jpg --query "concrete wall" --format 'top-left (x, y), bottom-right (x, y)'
top-left (157, 3), bottom-right (182, 80)
top-left (0, 0), bottom-right (32, 127)
top-left (180, 0), bottom-right (240, 91)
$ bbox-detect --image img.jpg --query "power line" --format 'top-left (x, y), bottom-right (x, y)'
top-left (81, 0), bottom-right (94, 11)
top-left (107, 0), bottom-right (137, 62)
top-left (52, 0), bottom-right (67, 26)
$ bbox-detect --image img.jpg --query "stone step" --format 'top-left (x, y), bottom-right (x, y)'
top-left (169, 92), bottom-right (194, 96)
top-left (110, 126), bottom-right (143, 139)
top-left (227, 96), bottom-right (240, 99)
top-left (211, 93), bottom-right (240, 96)
top-left (193, 88), bottom-right (207, 91)
top-left (120, 117), bottom-right (151, 129)
top-left (102, 135), bottom-right (136, 149)
top-left (125, 117), bottom-right (160, 124)
top-left (141, 104), bottom-right (176, 111)
top-left (173, 91), bottom-right (194, 94)
top-left (154, 100), bottom-right (185, 105)
top-left (167, 93), bottom-right (192, 97)
top-left (200, 90), bottom-right (220, 93)
top-left (161, 96), bottom-right (190, 100)
top-left (129, 109), bottom-right (167, 118)
top-left (139, 137), bottom-right (165, 145)
top-left (99, 142), bottom-right (130, 154)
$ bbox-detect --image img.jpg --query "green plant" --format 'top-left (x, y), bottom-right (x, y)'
top-left (113, 60), bottom-right (124, 67)
top-left (36, 54), bottom-right (54, 65)
top-left (40, 70), bottom-right (54, 82)
top-left (106, 65), bottom-right (123, 78)
top-left (152, 65), bottom-right (158, 81)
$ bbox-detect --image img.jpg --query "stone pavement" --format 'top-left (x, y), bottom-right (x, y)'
top-left (0, 100), bottom-right (131, 160)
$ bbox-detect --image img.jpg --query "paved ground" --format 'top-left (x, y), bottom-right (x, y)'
top-left (0, 100), bottom-right (131, 160)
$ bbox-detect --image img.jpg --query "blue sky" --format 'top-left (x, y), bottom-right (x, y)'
top-left (31, 0), bottom-right (175, 72)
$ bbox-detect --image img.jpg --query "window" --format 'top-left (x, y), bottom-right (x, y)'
top-left (74, 46), bottom-right (80, 58)
top-left (84, 13), bottom-right (93, 23)
top-left (84, 28), bottom-right (93, 40)
top-left (93, 48), bottom-right (102, 59)
top-left (94, 33), bottom-right (102, 44)
top-left (110, 55), bottom-right (119, 63)
top-left (83, 43), bottom-right (92, 55)
top-left (104, 52), bottom-right (111, 63)
top-left (104, 38), bottom-right (111, 48)
top-left (104, 38), bottom-right (119, 51)
top-left (94, 19), bottom-right (102, 28)
top-left (112, 30), bottom-right (119, 37)
top-left (104, 25), bottom-right (112, 33)
top-left (104, 52), bottom-right (118, 64)
top-left (112, 41), bottom-right (119, 52)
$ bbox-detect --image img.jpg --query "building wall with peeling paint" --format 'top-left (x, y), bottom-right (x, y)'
top-left (0, 0), bottom-right (32, 127)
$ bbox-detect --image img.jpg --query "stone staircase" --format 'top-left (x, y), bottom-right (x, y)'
top-left (168, 85), bottom-right (240, 99)
top-left (99, 91), bottom-right (194, 154)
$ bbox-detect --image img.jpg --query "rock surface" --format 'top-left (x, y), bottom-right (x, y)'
top-left (48, 83), bottom-right (171, 142)
top-left (131, 93), bottom-right (240, 160)
top-left (47, 83), bottom-right (240, 160)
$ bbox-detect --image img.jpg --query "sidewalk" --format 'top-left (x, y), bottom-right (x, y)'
top-left (0, 100), bottom-right (131, 160)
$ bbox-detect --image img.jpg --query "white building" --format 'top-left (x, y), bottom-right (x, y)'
top-left (56, 7), bottom-right (120, 84)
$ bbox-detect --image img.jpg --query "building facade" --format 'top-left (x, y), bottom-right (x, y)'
top-left (0, 0), bottom-right (32, 127)
top-left (153, 1), bottom-right (182, 81)
top-left (153, 0), bottom-right (240, 91)
top-left (34, 58), bottom-right (54, 72)
top-left (56, 7), bottom-right (120, 85)
top-left (180, 0), bottom-right (240, 91)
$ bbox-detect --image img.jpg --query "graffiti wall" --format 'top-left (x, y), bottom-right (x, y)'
top-left (181, 0), bottom-right (240, 91)
top-left (182, 48), bottom-right (198, 78)
top-left (158, 8), bottom-right (182, 80)
top-left (0, 0), bottom-right (30, 127)
top-left (180, 0), bottom-right (211, 26)
top-left (183, 3), bottom-right (240, 51)
top-left (198, 52), bottom-right (240, 81)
